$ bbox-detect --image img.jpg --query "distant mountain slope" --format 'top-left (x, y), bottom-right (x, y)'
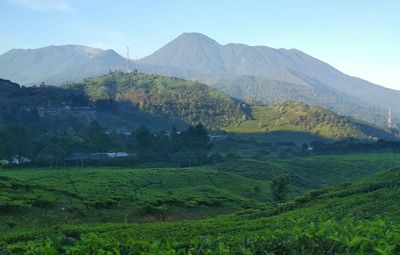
top-left (207, 75), bottom-right (385, 125)
top-left (224, 101), bottom-right (393, 140)
top-left (138, 33), bottom-right (400, 127)
top-left (0, 45), bottom-right (126, 85)
top-left (140, 33), bottom-right (328, 79)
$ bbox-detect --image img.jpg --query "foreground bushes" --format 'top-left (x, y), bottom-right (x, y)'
top-left (3, 218), bottom-right (400, 254)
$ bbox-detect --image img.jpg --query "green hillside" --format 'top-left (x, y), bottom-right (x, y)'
top-left (0, 75), bottom-right (250, 131)
top-left (67, 71), bottom-right (251, 129)
top-left (224, 101), bottom-right (391, 140)
top-left (2, 154), bottom-right (400, 253)
top-left (1, 76), bottom-right (395, 141)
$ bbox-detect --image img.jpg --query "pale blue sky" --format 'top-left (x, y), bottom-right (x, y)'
top-left (1, 0), bottom-right (399, 89)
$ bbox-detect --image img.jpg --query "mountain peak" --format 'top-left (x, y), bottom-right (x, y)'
top-left (139, 32), bottom-right (224, 74)
top-left (175, 32), bottom-right (219, 44)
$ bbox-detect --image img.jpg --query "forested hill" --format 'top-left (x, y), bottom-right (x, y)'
top-left (224, 101), bottom-right (394, 140)
top-left (0, 75), bottom-right (396, 140)
top-left (0, 78), bottom-right (88, 107)
top-left (0, 78), bottom-right (89, 126)
top-left (66, 71), bottom-right (251, 129)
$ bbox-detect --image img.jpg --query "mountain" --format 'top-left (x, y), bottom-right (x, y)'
top-left (0, 45), bottom-right (126, 85)
top-left (1, 35), bottom-right (399, 128)
top-left (138, 33), bottom-right (400, 127)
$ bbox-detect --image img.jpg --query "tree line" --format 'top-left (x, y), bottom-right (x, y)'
top-left (0, 121), bottom-right (223, 167)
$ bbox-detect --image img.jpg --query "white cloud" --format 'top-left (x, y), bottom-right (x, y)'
top-left (6, 0), bottom-right (74, 12)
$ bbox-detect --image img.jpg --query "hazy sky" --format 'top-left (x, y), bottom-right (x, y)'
top-left (1, 0), bottom-right (399, 89)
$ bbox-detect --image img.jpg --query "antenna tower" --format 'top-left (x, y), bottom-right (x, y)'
top-left (125, 46), bottom-right (130, 73)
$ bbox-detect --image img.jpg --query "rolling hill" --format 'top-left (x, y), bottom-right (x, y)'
top-left (0, 72), bottom-right (395, 141)
top-left (224, 101), bottom-right (393, 140)
top-left (0, 73), bottom-right (250, 131)
top-left (65, 71), bottom-right (251, 129)
top-left (67, 72), bottom-right (395, 140)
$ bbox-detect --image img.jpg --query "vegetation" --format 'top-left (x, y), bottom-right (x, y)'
top-left (271, 175), bottom-right (289, 202)
top-left (1, 73), bottom-right (400, 254)
top-left (1, 161), bottom-right (400, 254)
top-left (1, 77), bottom-right (395, 143)
top-left (212, 135), bottom-right (400, 159)
top-left (66, 71), bottom-right (251, 129)
top-left (224, 101), bottom-right (393, 140)
top-left (209, 75), bottom-right (390, 127)
top-left (0, 121), bottom-right (215, 167)
top-left (0, 166), bottom-right (272, 231)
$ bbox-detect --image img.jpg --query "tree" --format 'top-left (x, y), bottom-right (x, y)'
top-left (179, 123), bottom-right (209, 152)
top-left (131, 126), bottom-right (155, 159)
top-left (85, 120), bottom-right (110, 152)
top-left (208, 153), bottom-right (224, 164)
top-left (0, 128), bottom-right (5, 159)
top-left (170, 126), bottom-right (179, 152)
top-left (152, 130), bottom-right (172, 161)
top-left (37, 143), bottom-right (66, 168)
top-left (271, 175), bottom-right (289, 203)
top-left (0, 124), bottom-right (30, 163)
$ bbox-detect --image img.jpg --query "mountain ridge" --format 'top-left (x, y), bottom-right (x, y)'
top-left (0, 33), bottom-right (399, 128)
top-left (0, 45), bottom-right (126, 85)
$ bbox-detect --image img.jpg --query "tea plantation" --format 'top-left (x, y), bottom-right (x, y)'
top-left (1, 153), bottom-right (400, 254)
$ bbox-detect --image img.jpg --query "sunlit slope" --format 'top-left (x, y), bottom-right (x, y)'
top-left (224, 101), bottom-right (392, 140)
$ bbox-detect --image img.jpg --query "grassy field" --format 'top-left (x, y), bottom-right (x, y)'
top-left (1, 153), bottom-right (400, 254)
